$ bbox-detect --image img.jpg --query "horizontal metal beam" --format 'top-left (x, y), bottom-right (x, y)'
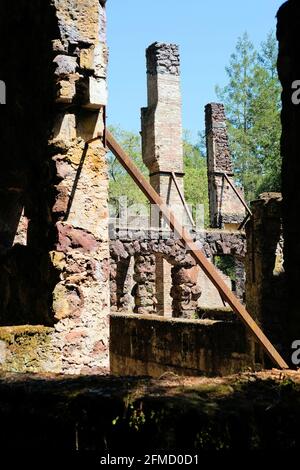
top-left (105, 129), bottom-right (289, 370)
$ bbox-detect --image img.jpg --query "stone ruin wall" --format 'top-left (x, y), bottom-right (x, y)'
top-left (0, 0), bottom-right (110, 374)
top-left (0, 2), bottom-right (250, 375)
top-left (205, 103), bottom-right (245, 229)
top-left (110, 229), bottom-right (246, 318)
top-left (138, 43), bottom-right (247, 319)
top-left (245, 193), bottom-right (285, 360)
top-left (0, 0), bottom-right (282, 375)
top-left (141, 42), bottom-right (184, 224)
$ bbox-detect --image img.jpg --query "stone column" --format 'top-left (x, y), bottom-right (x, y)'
top-left (245, 193), bottom-right (285, 356)
top-left (171, 265), bottom-right (201, 319)
top-left (234, 257), bottom-right (246, 302)
top-left (0, 0), bottom-right (109, 374)
top-left (141, 43), bottom-right (184, 224)
top-left (205, 103), bottom-right (245, 229)
top-left (110, 256), bottom-right (132, 312)
top-left (133, 253), bottom-right (157, 315)
top-left (155, 253), bottom-right (173, 317)
top-left (141, 42), bottom-right (185, 315)
top-left (49, 0), bottom-right (110, 374)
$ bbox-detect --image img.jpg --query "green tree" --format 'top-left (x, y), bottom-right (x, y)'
top-left (107, 126), bottom-right (148, 213)
top-left (183, 132), bottom-right (209, 227)
top-left (216, 31), bottom-right (281, 201)
top-left (252, 32), bottom-right (282, 194)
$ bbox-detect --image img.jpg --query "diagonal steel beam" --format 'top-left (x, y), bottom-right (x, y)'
top-left (222, 171), bottom-right (252, 216)
top-left (105, 129), bottom-right (289, 370)
top-left (171, 171), bottom-right (196, 227)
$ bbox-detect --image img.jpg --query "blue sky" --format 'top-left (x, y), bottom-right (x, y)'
top-left (107, 0), bottom-right (284, 143)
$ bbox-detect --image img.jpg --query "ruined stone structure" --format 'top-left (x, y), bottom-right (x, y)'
top-left (110, 228), bottom-right (246, 319)
top-left (141, 42), bottom-right (184, 224)
top-left (245, 193), bottom-right (285, 358)
top-left (141, 42), bottom-right (187, 316)
top-left (0, 0), bottom-right (110, 374)
top-left (205, 103), bottom-right (245, 229)
top-left (106, 43), bottom-right (258, 374)
top-left (0, 0), bottom-right (278, 377)
top-left (3, 2), bottom-right (300, 453)
top-left (110, 312), bottom-right (252, 377)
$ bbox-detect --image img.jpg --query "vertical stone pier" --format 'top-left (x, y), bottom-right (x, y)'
top-left (141, 42), bottom-right (184, 224)
top-left (205, 103), bottom-right (245, 229)
top-left (0, 0), bottom-right (110, 374)
top-left (245, 193), bottom-right (285, 357)
top-left (141, 42), bottom-right (185, 316)
top-left (50, 0), bottom-right (109, 373)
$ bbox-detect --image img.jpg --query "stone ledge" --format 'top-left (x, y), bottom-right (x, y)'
top-left (110, 312), bottom-right (220, 326)
top-left (110, 313), bottom-right (254, 377)
top-left (0, 325), bottom-right (61, 374)
top-left (0, 325), bottom-right (54, 342)
top-left (196, 307), bottom-right (236, 321)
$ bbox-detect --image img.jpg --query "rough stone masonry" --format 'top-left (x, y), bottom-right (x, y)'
top-left (0, 0), bottom-right (110, 374)
top-left (141, 42), bottom-right (185, 228)
top-left (0, 1), bottom-right (259, 376)
top-left (109, 228), bottom-right (246, 318)
top-left (205, 103), bottom-right (245, 229)
top-left (141, 42), bottom-right (200, 316)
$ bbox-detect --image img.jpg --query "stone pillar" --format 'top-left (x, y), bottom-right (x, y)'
top-left (141, 43), bottom-right (184, 224)
top-left (155, 254), bottom-right (173, 316)
top-left (0, 0), bottom-right (109, 374)
top-left (110, 256), bottom-right (132, 312)
top-left (205, 103), bottom-right (245, 229)
top-left (245, 193), bottom-right (285, 355)
top-left (133, 254), bottom-right (156, 315)
top-left (141, 42), bottom-right (185, 315)
top-left (234, 257), bottom-right (246, 302)
top-left (48, 0), bottom-right (110, 374)
top-left (110, 257), bottom-right (118, 310)
top-left (171, 266), bottom-right (201, 319)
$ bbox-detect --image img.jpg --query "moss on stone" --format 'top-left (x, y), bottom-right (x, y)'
top-left (0, 326), bottom-right (59, 374)
top-left (0, 325), bottom-right (54, 343)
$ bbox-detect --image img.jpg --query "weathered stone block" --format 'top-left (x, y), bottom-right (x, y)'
top-left (54, 55), bottom-right (77, 76)
top-left (205, 103), bottom-right (245, 228)
top-left (110, 313), bottom-right (253, 377)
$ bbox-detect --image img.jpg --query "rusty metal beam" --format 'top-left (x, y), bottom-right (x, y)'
top-left (238, 213), bottom-right (251, 231)
top-left (86, 133), bottom-right (103, 145)
top-left (105, 129), bottom-right (288, 370)
top-left (171, 171), bottom-right (195, 227)
top-left (222, 172), bottom-right (252, 216)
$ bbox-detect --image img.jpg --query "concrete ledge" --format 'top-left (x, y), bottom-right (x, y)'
top-left (0, 325), bottom-right (61, 373)
top-left (110, 313), bottom-right (254, 377)
top-left (196, 307), bottom-right (236, 321)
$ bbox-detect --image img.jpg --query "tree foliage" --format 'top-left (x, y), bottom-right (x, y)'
top-left (216, 31), bottom-right (281, 202)
top-left (183, 133), bottom-right (209, 226)
top-left (107, 126), bottom-right (149, 213)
